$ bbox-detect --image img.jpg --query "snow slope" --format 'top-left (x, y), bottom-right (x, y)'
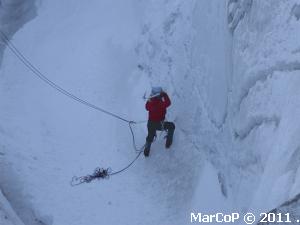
top-left (137, 0), bottom-right (233, 216)
top-left (227, 0), bottom-right (300, 216)
top-left (0, 190), bottom-right (25, 225)
top-left (1, 0), bottom-right (300, 225)
top-left (0, 0), bottom-right (36, 63)
top-left (138, 0), bottom-right (300, 223)
top-left (257, 194), bottom-right (300, 225)
top-left (0, 0), bottom-right (207, 225)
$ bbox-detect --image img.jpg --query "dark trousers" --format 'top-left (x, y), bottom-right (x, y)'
top-left (146, 120), bottom-right (175, 149)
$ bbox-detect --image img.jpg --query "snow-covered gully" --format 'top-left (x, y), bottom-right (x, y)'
top-left (1, 1), bottom-right (300, 225)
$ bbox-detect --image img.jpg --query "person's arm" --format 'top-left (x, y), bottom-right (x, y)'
top-left (161, 92), bottom-right (171, 108)
top-left (145, 100), bottom-right (151, 111)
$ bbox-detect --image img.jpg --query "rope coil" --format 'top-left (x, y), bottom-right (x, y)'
top-left (70, 150), bottom-right (143, 186)
top-left (71, 168), bottom-right (111, 186)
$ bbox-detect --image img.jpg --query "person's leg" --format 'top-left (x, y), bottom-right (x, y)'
top-left (144, 121), bottom-right (157, 156)
top-left (163, 121), bottom-right (175, 148)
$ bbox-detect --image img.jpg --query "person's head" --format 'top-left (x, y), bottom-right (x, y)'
top-left (150, 86), bottom-right (162, 98)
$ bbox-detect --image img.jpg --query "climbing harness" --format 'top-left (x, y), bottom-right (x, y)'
top-left (0, 31), bottom-right (147, 185)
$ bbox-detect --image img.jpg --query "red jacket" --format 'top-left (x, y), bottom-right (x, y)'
top-left (146, 92), bottom-right (171, 122)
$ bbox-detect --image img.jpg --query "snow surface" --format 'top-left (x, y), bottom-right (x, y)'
top-left (257, 194), bottom-right (300, 225)
top-left (0, 0), bottom-right (36, 63)
top-left (228, 0), bottom-right (300, 215)
top-left (0, 1), bottom-right (206, 224)
top-left (1, 0), bottom-right (300, 225)
top-left (0, 190), bottom-right (25, 225)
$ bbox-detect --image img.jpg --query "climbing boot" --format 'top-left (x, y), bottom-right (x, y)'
top-left (165, 122), bottom-right (175, 149)
top-left (165, 137), bottom-right (173, 149)
top-left (144, 142), bottom-right (151, 157)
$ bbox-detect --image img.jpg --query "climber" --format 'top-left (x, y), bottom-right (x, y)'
top-left (144, 87), bottom-right (175, 157)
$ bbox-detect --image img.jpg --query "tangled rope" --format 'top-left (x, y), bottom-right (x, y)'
top-left (71, 168), bottom-right (111, 186)
top-left (0, 31), bottom-right (148, 185)
top-left (71, 150), bottom-right (143, 186)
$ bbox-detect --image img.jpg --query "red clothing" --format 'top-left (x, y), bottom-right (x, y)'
top-left (145, 93), bottom-right (171, 122)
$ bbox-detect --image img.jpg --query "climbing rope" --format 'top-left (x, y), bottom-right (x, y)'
top-left (70, 150), bottom-right (144, 186)
top-left (129, 121), bottom-right (147, 153)
top-left (0, 31), bottom-right (148, 184)
top-left (0, 31), bottom-right (130, 123)
top-left (71, 168), bottom-right (111, 186)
